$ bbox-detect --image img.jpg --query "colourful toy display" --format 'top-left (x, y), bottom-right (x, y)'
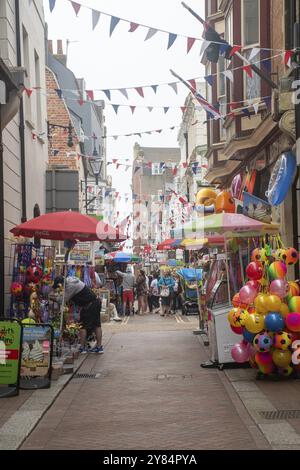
top-left (215, 191), bottom-right (235, 214)
top-left (229, 242), bottom-right (300, 378)
top-left (266, 151), bottom-right (297, 206)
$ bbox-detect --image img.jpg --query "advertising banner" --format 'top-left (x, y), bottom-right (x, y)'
top-left (0, 319), bottom-right (22, 397)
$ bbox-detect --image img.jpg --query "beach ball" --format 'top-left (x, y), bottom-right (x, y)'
top-left (253, 332), bottom-right (273, 352)
top-left (254, 294), bottom-right (269, 314)
top-left (255, 351), bottom-right (273, 366)
top-left (265, 295), bottom-right (282, 312)
top-left (272, 349), bottom-right (292, 368)
top-left (268, 261), bottom-right (287, 280)
top-left (285, 248), bottom-right (299, 265)
top-left (251, 249), bottom-right (261, 263)
top-left (232, 293), bottom-right (247, 309)
top-left (286, 282), bottom-right (300, 300)
top-left (231, 341), bottom-right (251, 363)
top-left (280, 303), bottom-right (290, 318)
top-left (230, 325), bottom-right (243, 335)
top-left (215, 191), bottom-right (235, 214)
top-left (273, 331), bottom-right (292, 350)
top-left (239, 285), bottom-right (257, 304)
top-left (245, 313), bottom-right (265, 334)
top-left (246, 262), bottom-right (263, 280)
top-left (274, 249), bottom-right (285, 261)
top-left (278, 365), bottom-right (293, 376)
top-left (243, 329), bottom-right (256, 343)
top-left (10, 282), bottom-right (23, 296)
top-left (264, 312), bottom-right (285, 332)
top-left (270, 280), bottom-right (289, 299)
top-left (285, 313), bottom-right (300, 332)
top-left (228, 308), bottom-right (240, 326)
top-left (228, 308), bottom-right (248, 327)
top-left (246, 280), bottom-right (260, 292)
top-left (22, 317), bottom-right (36, 326)
top-left (288, 296), bottom-right (300, 313)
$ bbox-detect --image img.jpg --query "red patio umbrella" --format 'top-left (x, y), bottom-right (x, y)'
top-left (157, 238), bottom-right (176, 251)
top-left (10, 211), bottom-right (126, 242)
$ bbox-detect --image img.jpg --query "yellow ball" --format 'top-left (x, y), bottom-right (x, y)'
top-left (244, 313), bottom-right (265, 334)
top-left (280, 303), bottom-right (289, 318)
top-left (265, 295), bottom-right (282, 312)
top-left (254, 294), bottom-right (269, 314)
top-left (22, 318), bottom-right (36, 326)
top-left (272, 349), bottom-right (292, 368)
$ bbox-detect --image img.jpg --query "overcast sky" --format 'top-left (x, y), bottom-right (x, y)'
top-left (44, 0), bottom-right (205, 227)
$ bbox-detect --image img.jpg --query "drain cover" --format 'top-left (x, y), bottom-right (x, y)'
top-left (73, 373), bottom-right (101, 379)
top-left (260, 410), bottom-right (300, 420)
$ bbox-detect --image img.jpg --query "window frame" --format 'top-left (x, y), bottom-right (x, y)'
top-left (242, 0), bottom-right (261, 101)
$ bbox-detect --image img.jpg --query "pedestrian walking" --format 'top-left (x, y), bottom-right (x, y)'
top-left (150, 273), bottom-right (160, 313)
top-left (172, 274), bottom-right (182, 314)
top-left (136, 269), bottom-right (149, 314)
top-left (115, 265), bottom-right (135, 316)
top-left (52, 275), bottom-right (104, 354)
top-left (158, 270), bottom-right (175, 317)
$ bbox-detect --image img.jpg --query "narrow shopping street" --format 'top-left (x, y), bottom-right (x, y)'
top-left (20, 314), bottom-right (267, 450)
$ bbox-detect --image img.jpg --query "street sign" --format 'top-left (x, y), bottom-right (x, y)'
top-left (0, 319), bottom-right (22, 397)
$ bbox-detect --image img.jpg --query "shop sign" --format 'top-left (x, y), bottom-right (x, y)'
top-left (0, 319), bottom-right (22, 396)
top-left (70, 242), bottom-right (91, 262)
top-left (20, 324), bottom-right (53, 390)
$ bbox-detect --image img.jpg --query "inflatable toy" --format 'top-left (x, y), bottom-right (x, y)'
top-left (215, 191), bottom-right (235, 213)
top-left (266, 151), bottom-right (296, 206)
top-left (268, 261), bottom-right (287, 280)
top-left (196, 188), bottom-right (217, 206)
top-left (231, 174), bottom-right (242, 199)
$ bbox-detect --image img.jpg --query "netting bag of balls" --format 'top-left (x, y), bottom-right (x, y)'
top-left (228, 239), bottom-right (300, 378)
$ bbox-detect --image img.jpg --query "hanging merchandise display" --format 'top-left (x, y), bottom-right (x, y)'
top-left (228, 237), bottom-right (300, 378)
top-left (266, 152), bottom-right (297, 206)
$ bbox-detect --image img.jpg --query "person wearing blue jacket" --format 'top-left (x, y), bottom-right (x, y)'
top-left (158, 270), bottom-right (175, 317)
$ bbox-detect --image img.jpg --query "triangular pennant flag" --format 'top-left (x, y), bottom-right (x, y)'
top-left (110, 16), bottom-right (120, 36)
top-left (86, 90), bottom-right (94, 101)
top-left (119, 88), bottom-right (128, 99)
top-left (78, 99), bottom-right (84, 106)
top-left (187, 37), bottom-right (196, 54)
top-left (163, 107), bottom-right (169, 114)
top-left (170, 126), bottom-right (175, 130)
top-left (147, 107), bottom-right (153, 112)
top-left (241, 108), bottom-right (251, 119)
top-left (135, 133), bottom-right (142, 138)
top-left (156, 129), bottom-right (162, 133)
top-left (168, 82), bottom-right (178, 94)
top-left (219, 43), bottom-right (231, 57)
top-left (223, 70), bottom-right (234, 83)
top-left (262, 58), bottom-right (271, 72)
top-left (113, 136), bottom-right (118, 140)
top-left (116, 164), bottom-right (121, 169)
top-left (103, 89), bottom-right (111, 100)
top-left (248, 47), bottom-right (260, 62)
top-left (55, 88), bottom-right (62, 99)
top-left (130, 106), bottom-right (136, 114)
top-left (182, 162), bottom-right (188, 168)
top-left (284, 50), bottom-right (293, 67)
top-left (145, 28), bottom-right (158, 41)
top-left (151, 85), bottom-right (158, 94)
top-left (188, 79), bottom-right (196, 90)
top-left (253, 102), bottom-right (260, 114)
top-left (32, 132), bottom-right (36, 140)
top-left (200, 40), bottom-right (211, 56)
top-left (263, 97), bottom-right (271, 109)
top-left (229, 45), bottom-right (241, 57)
top-left (135, 87), bottom-right (144, 98)
top-left (145, 201), bottom-right (148, 207)
top-left (25, 88), bottom-right (33, 98)
top-left (112, 104), bottom-right (119, 114)
top-left (71, 2), bottom-right (81, 16)
top-left (172, 167), bottom-right (178, 176)
top-left (112, 159), bottom-right (118, 163)
top-left (167, 33), bottom-right (177, 49)
top-left (181, 106), bottom-right (187, 113)
top-left (242, 65), bottom-right (253, 78)
top-left (92, 10), bottom-right (100, 30)
top-left (125, 165), bottom-right (130, 171)
top-left (134, 166), bottom-right (141, 174)
top-left (204, 75), bottom-right (214, 86)
top-left (49, 0), bottom-right (56, 12)
top-left (129, 22), bottom-right (139, 32)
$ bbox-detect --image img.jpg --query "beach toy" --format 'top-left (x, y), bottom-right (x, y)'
top-left (269, 280), bottom-right (289, 299)
top-left (285, 248), bottom-right (299, 265)
top-left (253, 332), bottom-right (273, 352)
top-left (239, 285), bottom-right (257, 304)
top-left (11, 282), bottom-right (23, 296)
top-left (244, 313), bottom-right (265, 333)
top-left (268, 261), bottom-right (287, 280)
top-left (246, 262), bottom-right (263, 280)
top-left (273, 331), bottom-right (292, 350)
top-left (265, 295), bottom-right (282, 312)
top-left (264, 312), bottom-right (285, 332)
top-left (231, 341), bottom-right (251, 363)
top-left (285, 313), bottom-right (300, 332)
top-left (272, 349), bottom-right (292, 368)
top-left (289, 296), bottom-right (300, 312)
top-left (266, 151), bottom-right (296, 206)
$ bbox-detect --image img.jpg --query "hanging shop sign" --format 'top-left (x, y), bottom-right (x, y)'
top-left (266, 151), bottom-right (297, 206)
top-left (70, 242), bottom-right (91, 262)
top-left (20, 324), bottom-right (54, 390)
top-left (243, 192), bottom-right (272, 224)
top-left (0, 319), bottom-right (22, 397)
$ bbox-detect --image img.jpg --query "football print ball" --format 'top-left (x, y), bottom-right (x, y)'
top-left (253, 332), bottom-right (273, 352)
top-left (273, 331), bottom-right (292, 350)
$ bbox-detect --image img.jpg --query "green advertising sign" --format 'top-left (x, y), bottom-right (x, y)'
top-left (0, 320), bottom-right (22, 389)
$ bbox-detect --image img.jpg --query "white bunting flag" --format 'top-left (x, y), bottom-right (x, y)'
top-left (222, 70), bottom-right (234, 83)
top-left (145, 28), bottom-right (158, 41)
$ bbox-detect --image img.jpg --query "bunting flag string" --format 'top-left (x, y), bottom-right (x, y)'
top-left (47, 0), bottom-right (290, 55)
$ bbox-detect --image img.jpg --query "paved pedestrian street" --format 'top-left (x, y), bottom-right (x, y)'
top-left (20, 314), bottom-right (269, 450)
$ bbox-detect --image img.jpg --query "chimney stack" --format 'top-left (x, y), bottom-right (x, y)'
top-left (48, 40), bottom-right (53, 54)
top-left (53, 39), bottom-right (67, 67)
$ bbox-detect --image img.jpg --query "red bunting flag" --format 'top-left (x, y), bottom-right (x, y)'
top-left (130, 106), bottom-right (136, 114)
top-left (78, 99), bottom-right (84, 106)
top-left (112, 159), bottom-right (118, 163)
top-left (129, 22), bottom-right (139, 32)
top-left (181, 106), bottom-right (187, 114)
top-left (187, 37), bottom-right (196, 54)
top-left (284, 50), bottom-right (293, 67)
top-left (71, 1), bottom-right (81, 16)
top-left (135, 87), bottom-right (144, 98)
top-left (116, 164), bottom-right (120, 169)
top-left (188, 79), bottom-right (196, 90)
top-left (32, 132), bottom-right (36, 140)
top-left (146, 162), bottom-right (152, 168)
top-left (115, 192), bottom-right (119, 197)
top-left (25, 88), bottom-right (33, 98)
top-left (242, 65), bottom-right (253, 78)
top-left (86, 90), bottom-right (94, 101)
top-left (229, 45), bottom-right (241, 57)
top-left (182, 162), bottom-right (188, 168)
top-left (172, 167), bottom-right (178, 176)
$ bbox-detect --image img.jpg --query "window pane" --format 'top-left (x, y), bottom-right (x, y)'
top-left (218, 55), bottom-right (226, 97)
top-left (243, 0), bottom-right (259, 46)
top-left (244, 50), bottom-right (261, 100)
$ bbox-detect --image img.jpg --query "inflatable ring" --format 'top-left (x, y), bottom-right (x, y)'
top-left (266, 152), bottom-right (296, 206)
top-left (195, 204), bottom-right (215, 214)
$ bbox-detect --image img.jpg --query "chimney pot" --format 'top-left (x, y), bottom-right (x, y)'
top-left (57, 39), bottom-right (63, 55)
top-left (48, 40), bottom-right (53, 54)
